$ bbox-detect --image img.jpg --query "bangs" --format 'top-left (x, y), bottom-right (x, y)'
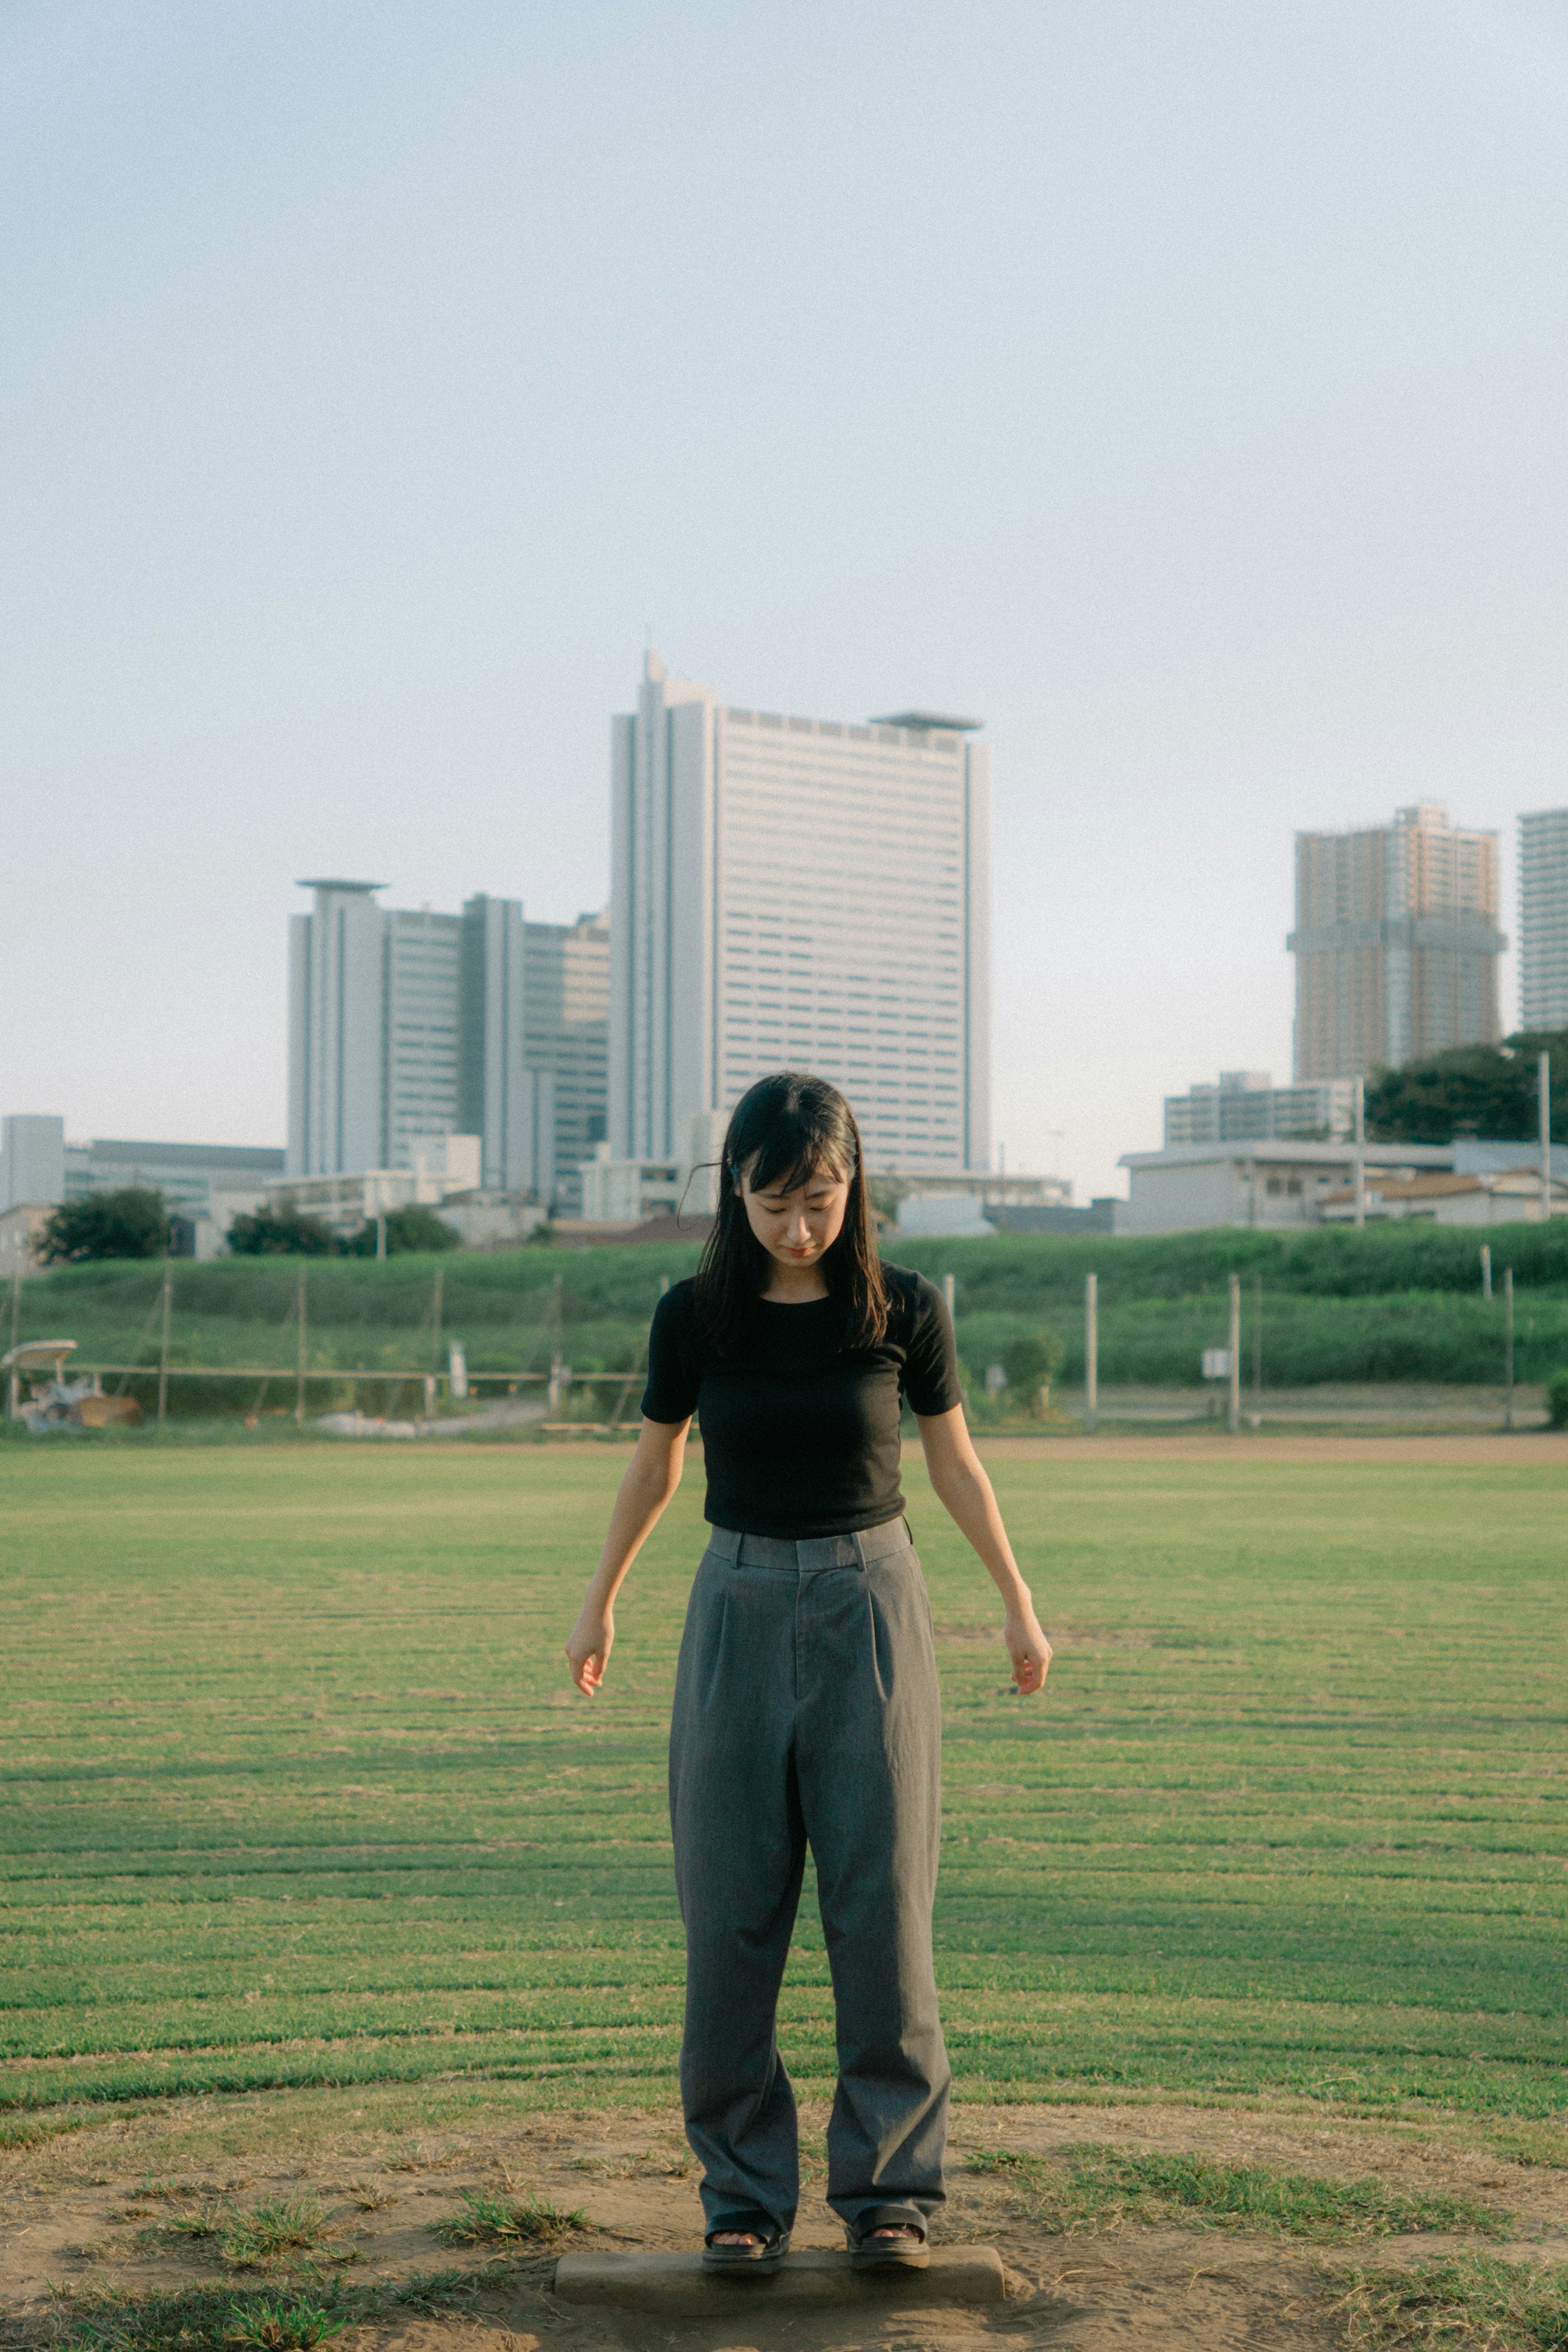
top-left (742, 1130), bottom-right (853, 1196)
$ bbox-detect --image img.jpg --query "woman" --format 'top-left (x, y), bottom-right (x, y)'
top-left (565, 1073), bottom-right (1051, 2274)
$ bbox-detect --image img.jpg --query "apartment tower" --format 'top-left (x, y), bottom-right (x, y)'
top-left (287, 883), bottom-right (608, 1209)
top-left (609, 653), bottom-right (991, 1173)
top-left (1289, 803), bottom-right (1504, 1081)
top-left (1519, 809), bottom-right (1568, 1030)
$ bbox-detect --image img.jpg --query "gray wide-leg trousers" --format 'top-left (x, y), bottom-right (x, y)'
top-left (668, 1517), bottom-right (950, 2236)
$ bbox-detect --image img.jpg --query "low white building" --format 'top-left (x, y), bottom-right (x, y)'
top-left (258, 1134), bottom-right (485, 1241)
top-left (1116, 1141), bottom-right (1457, 1235)
top-left (1320, 1166), bottom-right (1568, 1226)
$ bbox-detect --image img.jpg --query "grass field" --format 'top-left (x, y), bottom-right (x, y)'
top-left (1, 1445), bottom-right (1564, 2132)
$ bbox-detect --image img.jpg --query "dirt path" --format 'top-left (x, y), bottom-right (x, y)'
top-left (4, 2101), bottom-right (1562, 2350)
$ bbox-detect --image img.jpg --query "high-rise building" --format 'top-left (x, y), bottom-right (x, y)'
top-left (1289, 803), bottom-right (1504, 1081)
top-left (1519, 809), bottom-right (1568, 1030)
top-left (1163, 1070), bottom-right (1354, 1146)
top-left (523, 911), bottom-right (611, 1209)
top-left (609, 653), bottom-right (991, 1173)
top-left (287, 882), bottom-right (607, 1208)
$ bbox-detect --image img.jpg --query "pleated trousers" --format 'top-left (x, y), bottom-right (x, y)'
top-left (668, 1515), bottom-right (950, 2235)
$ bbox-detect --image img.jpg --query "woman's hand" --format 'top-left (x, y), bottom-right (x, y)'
top-left (1004, 1603), bottom-right (1052, 1695)
top-left (566, 1604), bottom-right (615, 1694)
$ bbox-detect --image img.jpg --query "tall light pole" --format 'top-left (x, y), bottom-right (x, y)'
top-left (1353, 1076), bottom-right (1366, 1229)
top-left (1541, 1052), bottom-right (1553, 1224)
top-left (1227, 1273), bottom-right (1241, 1436)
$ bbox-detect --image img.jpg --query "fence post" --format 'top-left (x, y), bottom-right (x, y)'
top-left (1084, 1272), bottom-right (1098, 1434)
top-left (295, 1264), bottom-right (308, 1429)
top-left (156, 1261), bottom-right (173, 1425)
top-left (1503, 1266), bottom-right (1514, 1433)
top-left (1227, 1273), bottom-right (1241, 1434)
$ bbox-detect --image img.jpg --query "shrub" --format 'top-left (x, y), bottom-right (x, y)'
top-left (344, 1205), bottom-right (459, 1255)
top-left (228, 1204), bottom-right (338, 1257)
top-left (1000, 1331), bottom-right (1064, 1403)
top-left (35, 1188), bottom-right (169, 1264)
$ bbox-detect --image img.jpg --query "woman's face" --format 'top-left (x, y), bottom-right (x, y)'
top-left (739, 1158), bottom-right (851, 1271)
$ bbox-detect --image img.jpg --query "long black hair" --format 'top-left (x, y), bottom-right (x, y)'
top-left (692, 1073), bottom-right (890, 1353)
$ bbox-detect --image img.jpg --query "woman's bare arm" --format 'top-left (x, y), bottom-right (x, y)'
top-left (915, 1404), bottom-right (1051, 1694)
top-left (565, 1415), bottom-right (691, 1694)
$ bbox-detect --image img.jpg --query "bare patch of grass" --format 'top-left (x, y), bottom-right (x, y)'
top-left (431, 2185), bottom-right (585, 2246)
top-left (969, 2147), bottom-right (1514, 2242)
top-left (1329, 2254), bottom-right (1568, 2348)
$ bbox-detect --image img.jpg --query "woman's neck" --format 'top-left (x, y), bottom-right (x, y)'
top-left (760, 1264), bottom-right (831, 1305)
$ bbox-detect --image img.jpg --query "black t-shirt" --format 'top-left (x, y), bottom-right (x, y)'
top-left (639, 1264), bottom-right (963, 1538)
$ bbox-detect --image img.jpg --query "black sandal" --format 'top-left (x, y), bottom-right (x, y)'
top-left (846, 2204), bottom-right (929, 2270)
top-left (702, 2207), bottom-right (791, 2274)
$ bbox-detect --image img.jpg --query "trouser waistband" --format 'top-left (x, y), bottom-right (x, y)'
top-left (706, 1516), bottom-right (911, 1573)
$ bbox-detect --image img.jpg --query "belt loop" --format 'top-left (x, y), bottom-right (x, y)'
top-left (853, 1529), bottom-right (868, 1570)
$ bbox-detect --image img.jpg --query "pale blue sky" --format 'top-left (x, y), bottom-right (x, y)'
top-left (5, 0), bottom-right (1566, 1196)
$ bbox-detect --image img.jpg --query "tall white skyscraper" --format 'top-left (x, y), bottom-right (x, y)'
top-left (609, 654), bottom-right (991, 1173)
top-left (1519, 809), bottom-right (1568, 1030)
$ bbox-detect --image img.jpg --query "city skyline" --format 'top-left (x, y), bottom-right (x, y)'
top-left (7, 6), bottom-right (1566, 1202)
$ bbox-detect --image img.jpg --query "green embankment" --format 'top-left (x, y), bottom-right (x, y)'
top-left (1, 1449), bottom-right (1563, 2121)
top-left (8, 1219), bottom-right (1568, 1397)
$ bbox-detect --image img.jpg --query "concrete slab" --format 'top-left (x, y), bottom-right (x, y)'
top-left (553, 2245), bottom-right (1006, 2315)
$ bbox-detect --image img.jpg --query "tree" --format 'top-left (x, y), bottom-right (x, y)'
top-left (35, 1187), bottom-right (171, 1264)
top-left (1364, 1026), bottom-right (1568, 1146)
top-left (1000, 1330), bottom-right (1064, 1411)
top-left (344, 1204), bottom-right (459, 1256)
top-left (227, 1202), bottom-right (339, 1256)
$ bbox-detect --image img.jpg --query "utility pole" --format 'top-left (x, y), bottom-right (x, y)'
top-left (547, 1270), bottom-right (565, 1416)
top-left (1227, 1272), bottom-right (1241, 1435)
top-left (1353, 1076), bottom-right (1366, 1229)
top-left (295, 1264), bottom-right (308, 1429)
top-left (1480, 1244), bottom-right (1492, 1302)
top-left (1503, 1266), bottom-right (1515, 1433)
top-left (1541, 1052), bottom-right (1553, 1224)
top-left (1252, 1271), bottom-right (1263, 1420)
top-left (6, 1267), bottom-right (20, 1421)
top-left (156, 1260), bottom-right (173, 1425)
top-left (1084, 1272), bottom-right (1099, 1435)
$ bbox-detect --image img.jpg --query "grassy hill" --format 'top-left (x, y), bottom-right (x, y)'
top-left (7, 1217), bottom-right (1568, 1406)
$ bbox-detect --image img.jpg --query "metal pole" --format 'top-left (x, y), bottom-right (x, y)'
top-left (1503, 1266), bottom-right (1514, 1432)
top-left (1252, 1271), bottom-right (1263, 1419)
top-left (942, 1272), bottom-right (955, 1318)
top-left (295, 1263), bottom-right (307, 1428)
top-left (1084, 1272), bottom-right (1098, 1434)
top-left (1541, 1051), bottom-right (1552, 1223)
top-left (156, 1260), bottom-right (173, 1425)
top-left (1480, 1244), bottom-right (1492, 1302)
top-left (1227, 1272), bottom-right (1241, 1434)
top-left (432, 1264), bottom-right (443, 1371)
top-left (6, 1268), bottom-right (19, 1421)
top-left (1353, 1077), bottom-right (1365, 1228)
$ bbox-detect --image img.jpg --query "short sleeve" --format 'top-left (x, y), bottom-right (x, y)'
top-left (639, 1284), bottom-right (703, 1425)
top-left (900, 1274), bottom-right (964, 1416)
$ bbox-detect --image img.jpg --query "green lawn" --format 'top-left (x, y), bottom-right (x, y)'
top-left (0, 1447), bottom-right (1563, 2125)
